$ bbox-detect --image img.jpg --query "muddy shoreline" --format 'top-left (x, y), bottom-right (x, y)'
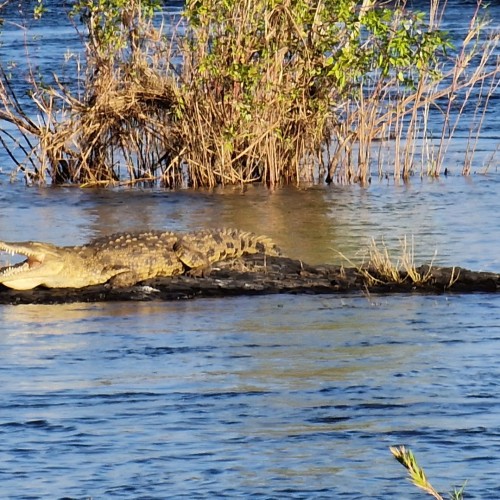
top-left (0, 255), bottom-right (498, 305)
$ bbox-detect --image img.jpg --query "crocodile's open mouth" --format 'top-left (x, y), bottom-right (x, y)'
top-left (0, 245), bottom-right (45, 278)
top-left (0, 242), bottom-right (54, 289)
top-left (0, 253), bottom-right (43, 275)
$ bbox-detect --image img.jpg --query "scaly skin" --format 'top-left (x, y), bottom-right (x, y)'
top-left (0, 228), bottom-right (281, 290)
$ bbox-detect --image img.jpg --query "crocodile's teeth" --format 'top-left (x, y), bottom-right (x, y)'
top-left (0, 261), bottom-right (29, 276)
top-left (0, 252), bottom-right (42, 276)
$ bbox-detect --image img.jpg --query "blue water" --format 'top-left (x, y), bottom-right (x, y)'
top-left (0, 178), bottom-right (499, 498)
top-left (1, 294), bottom-right (500, 499)
top-left (0, 1), bottom-right (500, 498)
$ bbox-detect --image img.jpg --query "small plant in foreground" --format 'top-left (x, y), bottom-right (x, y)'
top-left (390, 445), bottom-right (466, 499)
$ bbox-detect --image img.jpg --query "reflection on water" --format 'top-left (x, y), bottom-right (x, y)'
top-left (1, 175), bottom-right (499, 270)
top-left (1, 294), bottom-right (500, 498)
top-left (1, 302), bottom-right (176, 333)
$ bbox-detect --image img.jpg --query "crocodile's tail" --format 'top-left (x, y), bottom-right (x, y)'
top-left (174, 228), bottom-right (282, 270)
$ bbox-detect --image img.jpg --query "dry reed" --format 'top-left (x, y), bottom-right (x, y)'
top-left (339, 236), bottom-right (436, 287)
top-left (0, 0), bottom-right (498, 186)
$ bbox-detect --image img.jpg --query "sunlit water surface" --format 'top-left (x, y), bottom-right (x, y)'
top-left (1, 0), bottom-right (500, 498)
top-left (0, 178), bottom-right (499, 499)
top-left (1, 294), bottom-right (500, 499)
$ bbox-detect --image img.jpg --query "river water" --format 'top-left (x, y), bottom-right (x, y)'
top-left (1, 1), bottom-right (500, 499)
top-left (1, 181), bottom-right (500, 499)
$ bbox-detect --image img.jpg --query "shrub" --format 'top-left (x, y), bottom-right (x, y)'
top-left (0, 0), bottom-right (498, 186)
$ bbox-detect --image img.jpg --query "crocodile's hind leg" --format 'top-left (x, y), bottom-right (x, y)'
top-left (174, 228), bottom-right (278, 277)
top-left (173, 236), bottom-right (214, 277)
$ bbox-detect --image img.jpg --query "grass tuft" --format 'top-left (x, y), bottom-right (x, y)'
top-left (339, 236), bottom-right (436, 287)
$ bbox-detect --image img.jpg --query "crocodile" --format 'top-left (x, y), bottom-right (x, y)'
top-left (0, 228), bottom-right (281, 290)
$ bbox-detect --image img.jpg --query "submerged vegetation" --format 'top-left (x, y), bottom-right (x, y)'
top-left (0, 0), bottom-right (498, 186)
